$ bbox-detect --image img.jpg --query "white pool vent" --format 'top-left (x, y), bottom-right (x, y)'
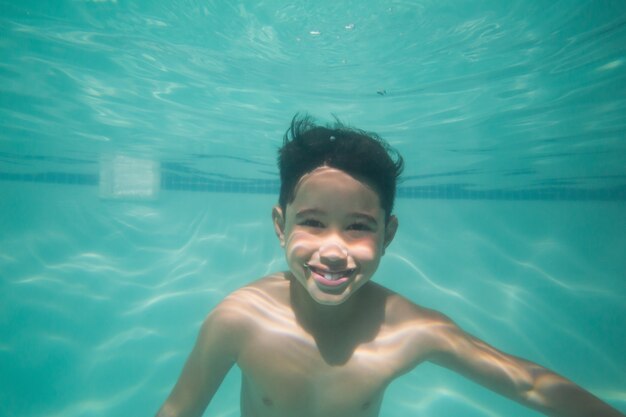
top-left (99, 155), bottom-right (160, 200)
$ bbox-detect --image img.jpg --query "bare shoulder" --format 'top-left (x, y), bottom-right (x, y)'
top-left (378, 286), bottom-right (464, 359)
top-left (155, 277), bottom-right (291, 416)
top-left (382, 286), bottom-right (453, 327)
top-left (380, 288), bottom-right (511, 369)
top-left (218, 273), bottom-right (290, 314)
top-left (201, 274), bottom-right (290, 344)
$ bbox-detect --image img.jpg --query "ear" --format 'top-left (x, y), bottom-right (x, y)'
top-left (272, 206), bottom-right (286, 247)
top-left (382, 215), bottom-right (398, 254)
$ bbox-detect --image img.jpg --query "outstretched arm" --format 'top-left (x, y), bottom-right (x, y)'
top-left (426, 315), bottom-right (623, 417)
top-left (155, 307), bottom-right (240, 417)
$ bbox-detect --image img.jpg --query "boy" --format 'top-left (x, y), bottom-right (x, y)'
top-left (156, 115), bottom-right (623, 417)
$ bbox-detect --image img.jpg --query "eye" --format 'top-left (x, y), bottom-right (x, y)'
top-left (299, 219), bottom-right (325, 228)
top-left (347, 222), bottom-right (373, 232)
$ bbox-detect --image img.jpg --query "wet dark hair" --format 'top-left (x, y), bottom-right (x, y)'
top-left (278, 114), bottom-right (403, 222)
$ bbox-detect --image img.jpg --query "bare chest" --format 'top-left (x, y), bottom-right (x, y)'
top-left (236, 327), bottom-right (412, 417)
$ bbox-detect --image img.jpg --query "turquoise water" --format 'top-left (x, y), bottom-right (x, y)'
top-left (1, 1), bottom-right (625, 416)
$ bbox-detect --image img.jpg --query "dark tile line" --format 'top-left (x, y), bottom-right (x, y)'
top-left (1, 171), bottom-right (625, 201)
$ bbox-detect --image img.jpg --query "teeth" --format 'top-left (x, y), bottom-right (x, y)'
top-left (307, 265), bottom-right (355, 281)
top-left (324, 269), bottom-right (355, 281)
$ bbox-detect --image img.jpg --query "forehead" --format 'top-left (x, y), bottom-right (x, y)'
top-left (289, 167), bottom-right (383, 215)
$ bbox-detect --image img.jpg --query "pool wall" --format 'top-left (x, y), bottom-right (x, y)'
top-left (1, 180), bottom-right (624, 417)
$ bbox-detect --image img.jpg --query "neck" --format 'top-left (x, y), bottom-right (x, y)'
top-left (286, 273), bottom-right (386, 365)
top-left (288, 273), bottom-right (363, 329)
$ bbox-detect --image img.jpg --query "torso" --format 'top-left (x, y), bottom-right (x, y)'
top-left (222, 274), bottom-right (438, 417)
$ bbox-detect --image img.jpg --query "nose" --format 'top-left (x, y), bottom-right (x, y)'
top-left (319, 241), bottom-right (348, 267)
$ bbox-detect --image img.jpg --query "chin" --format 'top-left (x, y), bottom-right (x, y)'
top-left (306, 280), bottom-right (363, 306)
top-left (311, 292), bottom-right (352, 306)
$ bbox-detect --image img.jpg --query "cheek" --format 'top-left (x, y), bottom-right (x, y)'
top-left (285, 231), bottom-right (317, 257)
top-left (347, 239), bottom-right (381, 262)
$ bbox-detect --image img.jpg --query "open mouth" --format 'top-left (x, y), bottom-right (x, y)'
top-left (305, 264), bottom-right (356, 284)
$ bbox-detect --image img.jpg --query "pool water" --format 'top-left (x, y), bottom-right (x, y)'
top-left (1, 1), bottom-right (625, 416)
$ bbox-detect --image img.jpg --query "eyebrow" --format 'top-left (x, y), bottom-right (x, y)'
top-left (295, 208), bottom-right (325, 218)
top-left (295, 209), bottom-right (378, 225)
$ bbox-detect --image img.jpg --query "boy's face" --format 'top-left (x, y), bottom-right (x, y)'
top-left (273, 166), bottom-right (397, 306)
